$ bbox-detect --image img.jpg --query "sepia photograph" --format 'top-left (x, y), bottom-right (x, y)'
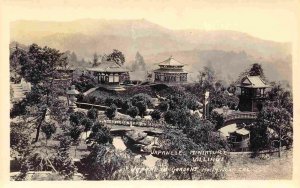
top-left (0, 0), bottom-right (299, 185)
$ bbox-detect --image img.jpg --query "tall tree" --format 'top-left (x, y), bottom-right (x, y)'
top-left (248, 63), bottom-right (265, 77)
top-left (53, 136), bottom-right (77, 180)
top-left (197, 64), bottom-right (216, 93)
top-left (66, 111), bottom-right (86, 157)
top-left (236, 63), bottom-right (267, 84)
top-left (267, 82), bottom-right (293, 115)
top-left (70, 52), bottom-right (78, 63)
top-left (10, 43), bottom-right (25, 83)
top-left (107, 49), bottom-right (125, 66)
top-left (10, 122), bottom-right (32, 157)
top-left (250, 103), bottom-right (293, 156)
top-left (132, 51), bottom-right (145, 71)
top-left (10, 43), bottom-right (69, 143)
top-left (92, 52), bottom-right (99, 67)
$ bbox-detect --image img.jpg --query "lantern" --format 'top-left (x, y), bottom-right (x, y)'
top-left (66, 85), bottom-right (79, 111)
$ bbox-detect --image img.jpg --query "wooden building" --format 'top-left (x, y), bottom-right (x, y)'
top-left (228, 128), bottom-right (250, 152)
top-left (87, 60), bottom-right (129, 91)
top-left (153, 56), bottom-right (188, 84)
top-left (219, 123), bottom-right (250, 152)
top-left (237, 75), bottom-right (270, 112)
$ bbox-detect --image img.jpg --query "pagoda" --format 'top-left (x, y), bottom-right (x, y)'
top-left (237, 75), bottom-right (270, 112)
top-left (153, 56), bottom-right (188, 84)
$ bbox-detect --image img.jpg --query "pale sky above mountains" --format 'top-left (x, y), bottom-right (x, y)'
top-left (2, 0), bottom-right (299, 43)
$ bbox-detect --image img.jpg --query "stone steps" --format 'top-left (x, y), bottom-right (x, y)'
top-left (11, 83), bottom-right (27, 101)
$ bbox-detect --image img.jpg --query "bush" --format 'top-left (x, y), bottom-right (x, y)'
top-left (158, 101), bottom-right (169, 112)
top-left (209, 111), bottom-right (224, 130)
top-left (131, 93), bottom-right (152, 107)
top-left (150, 110), bottom-right (161, 121)
top-left (135, 100), bottom-right (147, 117)
top-left (121, 100), bottom-right (131, 112)
top-left (127, 106), bottom-right (139, 118)
top-left (53, 136), bottom-right (77, 180)
top-left (105, 97), bottom-right (115, 106)
top-left (87, 108), bottom-right (98, 120)
top-left (87, 122), bottom-right (113, 145)
top-left (72, 74), bottom-right (96, 93)
top-left (105, 104), bottom-right (117, 120)
top-left (41, 122), bottom-right (56, 139)
top-left (79, 144), bottom-right (125, 180)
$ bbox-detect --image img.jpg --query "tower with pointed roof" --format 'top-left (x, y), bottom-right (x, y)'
top-left (153, 56), bottom-right (188, 84)
top-left (237, 75), bottom-right (270, 112)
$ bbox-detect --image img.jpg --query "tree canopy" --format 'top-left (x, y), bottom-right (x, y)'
top-left (107, 49), bottom-right (125, 66)
top-left (250, 103), bottom-right (293, 154)
top-left (10, 43), bottom-right (69, 143)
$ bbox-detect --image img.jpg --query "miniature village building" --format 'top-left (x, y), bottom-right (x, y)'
top-left (237, 75), bottom-right (270, 112)
top-left (219, 123), bottom-right (250, 152)
top-left (87, 60), bottom-right (129, 91)
top-left (57, 66), bottom-right (75, 79)
top-left (153, 56), bottom-right (188, 84)
top-left (55, 66), bottom-right (76, 84)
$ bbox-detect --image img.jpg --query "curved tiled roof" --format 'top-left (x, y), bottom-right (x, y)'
top-left (87, 60), bottom-right (129, 73)
top-left (238, 76), bottom-right (270, 88)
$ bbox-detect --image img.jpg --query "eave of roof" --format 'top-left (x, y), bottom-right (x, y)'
top-left (238, 76), bottom-right (270, 88)
top-left (86, 60), bottom-right (129, 73)
top-left (153, 68), bottom-right (187, 73)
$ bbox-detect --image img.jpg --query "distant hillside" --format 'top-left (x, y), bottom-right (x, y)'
top-left (10, 19), bottom-right (292, 83)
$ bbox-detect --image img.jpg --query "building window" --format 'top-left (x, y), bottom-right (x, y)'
top-left (114, 74), bottom-right (119, 83)
top-left (109, 74), bottom-right (114, 83)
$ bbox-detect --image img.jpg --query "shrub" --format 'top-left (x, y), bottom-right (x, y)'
top-left (127, 106), bottom-right (139, 118)
top-left (87, 108), bottom-right (98, 120)
top-left (150, 110), bottom-right (161, 121)
top-left (105, 104), bottom-right (117, 120)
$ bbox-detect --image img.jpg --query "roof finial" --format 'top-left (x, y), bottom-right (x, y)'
top-left (170, 55), bottom-right (173, 59)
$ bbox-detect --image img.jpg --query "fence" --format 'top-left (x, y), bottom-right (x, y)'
top-left (75, 102), bottom-right (121, 111)
top-left (98, 118), bottom-right (173, 129)
top-left (229, 147), bottom-right (291, 157)
top-left (75, 102), bottom-right (174, 128)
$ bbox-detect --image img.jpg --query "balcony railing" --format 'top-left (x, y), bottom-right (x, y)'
top-left (224, 112), bottom-right (257, 122)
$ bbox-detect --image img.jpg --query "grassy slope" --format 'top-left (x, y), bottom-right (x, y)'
top-left (226, 150), bottom-right (292, 179)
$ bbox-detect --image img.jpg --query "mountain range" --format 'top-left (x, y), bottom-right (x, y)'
top-left (10, 19), bottom-right (292, 84)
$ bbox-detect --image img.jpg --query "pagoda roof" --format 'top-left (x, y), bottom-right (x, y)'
top-left (87, 60), bottom-right (129, 73)
top-left (238, 76), bottom-right (270, 88)
top-left (158, 56), bottom-right (184, 66)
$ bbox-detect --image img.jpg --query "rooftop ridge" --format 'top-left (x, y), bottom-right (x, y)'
top-left (158, 56), bottom-right (184, 66)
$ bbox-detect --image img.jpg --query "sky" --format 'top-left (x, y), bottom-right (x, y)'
top-left (1, 0), bottom-right (299, 42)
